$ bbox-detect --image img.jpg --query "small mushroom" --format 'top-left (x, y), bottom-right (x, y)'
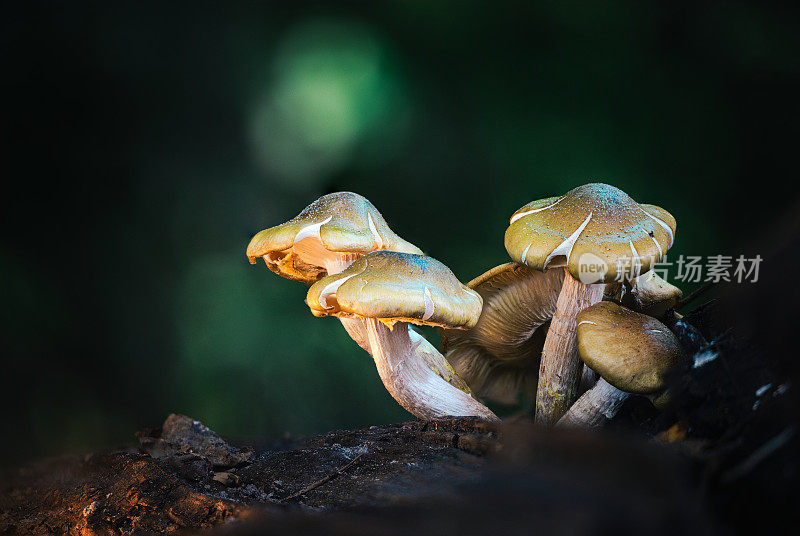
top-left (246, 191), bottom-right (422, 348)
top-left (620, 271), bottom-right (683, 320)
top-left (505, 183), bottom-right (676, 424)
top-left (307, 251), bottom-right (498, 421)
top-left (441, 262), bottom-right (563, 405)
top-left (557, 301), bottom-right (685, 428)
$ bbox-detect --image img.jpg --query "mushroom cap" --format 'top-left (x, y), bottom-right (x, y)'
top-left (246, 192), bottom-right (423, 283)
top-left (576, 301), bottom-right (685, 394)
top-left (621, 271), bottom-right (683, 318)
top-left (306, 251), bottom-right (482, 329)
top-left (441, 263), bottom-right (563, 404)
top-left (504, 183), bottom-right (676, 283)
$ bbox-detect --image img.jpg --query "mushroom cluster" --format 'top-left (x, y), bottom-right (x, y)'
top-left (248, 184), bottom-right (687, 428)
top-left (247, 192), bottom-right (497, 421)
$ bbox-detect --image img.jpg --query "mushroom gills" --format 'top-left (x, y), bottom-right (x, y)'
top-left (448, 345), bottom-right (538, 405)
top-left (291, 232), bottom-right (355, 276)
top-left (442, 263), bottom-right (562, 406)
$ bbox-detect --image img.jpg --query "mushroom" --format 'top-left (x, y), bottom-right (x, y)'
top-left (557, 301), bottom-right (685, 428)
top-left (306, 250), bottom-right (498, 421)
top-left (246, 191), bottom-right (423, 348)
top-left (619, 271), bottom-right (683, 320)
top-left (246, 191), bottom-right (422, 279)
top-left (440, 262), bottom-right (563, 406)
top-left (505, 183), bottom-right (676, 424)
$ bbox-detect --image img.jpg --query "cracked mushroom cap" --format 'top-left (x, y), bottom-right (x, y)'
top-left (505, 183), bottom-right (676, 283)
top-left (441, 263), bottom-right (563, 404)
top-left (576, 301), bottom-right (685, 394)
top-left (306, 251), bottom-right (482, 330)
top-left (246, 192), bottom-right (423, 283)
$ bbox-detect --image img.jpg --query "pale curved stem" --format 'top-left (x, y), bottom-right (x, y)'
top-left (320, 253), bottom-right (495, 420)
top-left (364, 318), bottom-right (499, 421)
top-left (322, 257), bottom-right (370, 352)
top-left (556, 378), bottom-right (629, 429)
top-left (338, 317), bottom-right (371, 352)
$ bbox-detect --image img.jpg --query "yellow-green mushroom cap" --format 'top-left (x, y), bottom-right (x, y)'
top-left (504, 183), bottom-right (676, 284)
top-left (307, 251), bottom-right (482, 330)
top-left (621, 271), bottom-right (683, 318)
top-left (441, 263), bottom-right (563, 404)
top-left (576, 301), bottom-right (685, 394)
top-left (246, 192), bottom-right (423, 283)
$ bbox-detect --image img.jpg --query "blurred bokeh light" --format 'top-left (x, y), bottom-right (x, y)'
top-left (249, 18), bottom-right (411, 190)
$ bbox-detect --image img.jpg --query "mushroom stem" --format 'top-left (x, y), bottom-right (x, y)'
top-left (322, 257), bottom-right (370, 352)
top-left (579, 364), bottom-right (599, 394)
top-left (556, 378), bottom-right (629, 429)
top-left (535, 269), bottom-right (605, 425)
top-left (363, 318), bottom-right (499, 421)
top-left (338, 317), bottom-right (371, 352)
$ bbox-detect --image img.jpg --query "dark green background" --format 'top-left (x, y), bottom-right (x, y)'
top-left (3, 1), bottom-right (798, 461)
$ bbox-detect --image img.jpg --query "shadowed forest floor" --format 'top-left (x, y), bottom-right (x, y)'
top-left (1, 302), bottom-right (797, 535)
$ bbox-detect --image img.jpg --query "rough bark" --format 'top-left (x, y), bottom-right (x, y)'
top-left (0, 415), bottom-right (500, 535)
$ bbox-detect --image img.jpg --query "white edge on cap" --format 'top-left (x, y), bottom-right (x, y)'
top-left (318, 272), bottom-right (359, 309)
top-left (641, 208), bottom-right (674, 248)
top-left (422, 286), bottom-right (435, 321)
top-left (509, 197), bottom-right (563, 225)
top-left (543, 212), bottom-right (593, 269)
top-left (367, 212), bottom-right (384, 250)
top-left (293, 216), bottom-right (333, 245)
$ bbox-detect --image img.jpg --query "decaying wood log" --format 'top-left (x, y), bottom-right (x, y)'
top-left (0, 415), bottom-right (500, 535)
top-left (1, 301), bottom-right (797, 535)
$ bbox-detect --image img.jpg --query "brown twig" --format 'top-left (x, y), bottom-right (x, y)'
top-left (283, 450), bottom-right (368, 501)
top-left (675, 282), bottom-right (716, 311)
